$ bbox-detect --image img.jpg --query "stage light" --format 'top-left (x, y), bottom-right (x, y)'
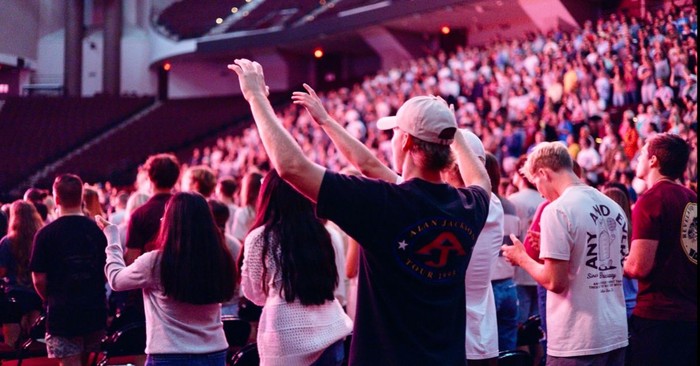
top-left (314, 48), bottom-right (324, 58)
top-left (441, 26), bottom-right (451, 35)
top-left (163, 63), bottom-right (171, 71)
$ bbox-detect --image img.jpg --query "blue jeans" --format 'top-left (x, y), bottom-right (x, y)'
top-left (517, 285), bottom-right (539, 325)
top-left (146, 349), bottom-right (227, 366)
top-left (492, 278), bottom-right (519, 351)
top-left (310, 339), bottom-right (345, 366)
top-left (537, 284), bottom-right (548, 361)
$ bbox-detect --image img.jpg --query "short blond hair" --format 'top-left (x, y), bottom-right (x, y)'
top-left (521, 141), bottom-right (573, 182)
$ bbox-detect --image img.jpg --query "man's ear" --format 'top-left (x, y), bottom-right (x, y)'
top-left (540, 168), bottom-right (552, 182)
top-left (402, 133), bottom-right (413, 152)
top-left (648, 154), bottom-right (659, 168)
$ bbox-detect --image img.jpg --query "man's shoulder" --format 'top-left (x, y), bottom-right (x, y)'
top-left (35, 215), bottom-right (100, 242)
top-left (132, 194), bottom-right (169, 218)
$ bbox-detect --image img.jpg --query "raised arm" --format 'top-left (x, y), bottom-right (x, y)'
top-left (292, 84), bottom-right (398, 182)
top-left (97, 217), bottom-right (152, 292)
top-left (229, 59), bottom-right (326, 202)
top-left (453, 129), bottom-right (491, 193)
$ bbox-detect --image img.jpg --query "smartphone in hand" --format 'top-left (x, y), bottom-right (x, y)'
top-left (503, 234), bottom-right (514, 246)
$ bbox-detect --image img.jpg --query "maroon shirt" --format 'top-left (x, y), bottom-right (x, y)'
top-left (631, 180), bottom-right (697, 321)
top-left (125, 193), bottom-right (171, 253)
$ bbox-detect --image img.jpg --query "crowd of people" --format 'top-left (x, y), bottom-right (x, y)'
top-left (0, 4), bottom-right (697, 366)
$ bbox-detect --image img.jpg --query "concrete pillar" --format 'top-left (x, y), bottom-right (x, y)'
top-left (64, 0), bottom-right (84, 96)
top-left (103, 0), bottom-right (122, 95)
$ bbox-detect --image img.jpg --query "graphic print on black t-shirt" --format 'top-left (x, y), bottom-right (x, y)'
top-left (393, 216), bottom-right (478, 284)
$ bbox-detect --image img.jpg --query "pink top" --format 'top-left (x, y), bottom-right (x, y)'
top-left (523, 200), bottom-right (550, 264)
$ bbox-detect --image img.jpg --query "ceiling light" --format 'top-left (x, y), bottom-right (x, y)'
top-left (215, 17), bottom-right (223, 24)
top-left (314, 48), bottom-right (324, 58)
top-left (231, 7), bottom-right (238, 13)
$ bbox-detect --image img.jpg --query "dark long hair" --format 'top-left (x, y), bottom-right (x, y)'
top-left (250, 170), bottom-right (337, 306)
top-left (157, 192), bottom-right (236, 304)
top-left (7, 200), bottom-right (43, 287)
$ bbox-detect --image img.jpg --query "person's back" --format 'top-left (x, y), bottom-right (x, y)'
top-left (231, 171), bottom-right (262, 243)
top-left (502, 142), bottom-right (628, 364)
top-left (631, 180), bottom-right (696, 320)
top-left (30, 174), bottom-right (108, 365)
top-left (492, 195), bottom-right (521, 352)
top-left (231, 60), bottom-right (491, 366)
top-left (318, 173), bottom-right (488, 365)
top-left (540, 184), bottom-right (628, 356)
top-left (465, 191), bottom-right (503, 364)
top-left (31, 215), bottom-right (108, 334)
top-left (102, 192), bottom-right (235, 363)
top-left (625, 133), bottom-right (697, 366)
top-left (208, 198), bottom-right (242, 317)
top-left (241, 170), bottom-right (352, 365)
top-left (507, 156), bottom-right (545, 329)
top-left (456, 134), bottom-right (502, 365)
top-left (124, 153), bottom-right (180, 264)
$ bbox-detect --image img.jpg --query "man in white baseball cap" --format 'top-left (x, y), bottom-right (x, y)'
top-left (231, 58), bottom-right (491, 365)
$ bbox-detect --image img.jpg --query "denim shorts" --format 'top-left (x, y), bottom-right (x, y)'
top-left (45, 330), bottom-right (105, 359)
top-left (146, 349), bottom-right (227, 366)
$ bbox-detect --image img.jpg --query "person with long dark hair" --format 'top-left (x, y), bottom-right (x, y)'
top-left (0, 200), bottom-right (44, 348)
top-left (99, 192), bottom-right (236, 366)
top-left (241, 169), bottom-right (352, 366)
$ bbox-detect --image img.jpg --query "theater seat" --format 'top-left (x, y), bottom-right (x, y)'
top-left (517, 314), bottom-right (543, 347)
top-left (229, 342), bottom-right (259, 366)
top-left (498, 349), bottom-right (532, 366)
top-left (223, 316), bottom-right (252, 360)
top-left (96, 321), bottom-right (146, 366)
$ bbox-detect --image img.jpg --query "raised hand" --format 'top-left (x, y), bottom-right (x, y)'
top-left (96, 215), bottom-right (120, 244)
top-left (291, 83), bottom-right (333, 125)
top-left (228, 59), bottom-right (270, 101)
top-left (95, 215), bottom-right (112, 230)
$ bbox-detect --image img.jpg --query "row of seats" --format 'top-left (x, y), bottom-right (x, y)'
top-left (0, 314), bottom-right (252, 366)
top-left (0, 96), bottom-right (154, 195)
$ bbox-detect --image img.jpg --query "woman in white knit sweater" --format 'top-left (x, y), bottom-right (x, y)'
top-left (241, 170), bottom-right (352, 366)
top-left (98, 192), bottom-right (237, 366)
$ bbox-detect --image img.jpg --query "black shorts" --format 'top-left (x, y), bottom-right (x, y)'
top-left (629, 315), bottom-right (698, 366)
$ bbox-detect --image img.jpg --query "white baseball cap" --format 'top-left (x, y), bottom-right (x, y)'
top-left (377, 95), bottom-right (457, 145)
top-left (460, 129), bottom-right (486, 163)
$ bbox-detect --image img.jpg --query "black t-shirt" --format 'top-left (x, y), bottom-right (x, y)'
top-left (29, 215), bottom-right (108, 336)
top-left (317, 171), bottom-right (490, 366)
top-left (125, 193), bottom-right (171, 253)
